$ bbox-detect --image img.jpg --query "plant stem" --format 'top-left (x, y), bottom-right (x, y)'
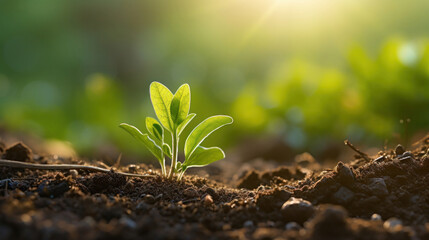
top-left (178, 169), bottom-right (185, 181)
top-left (160, 160), bottom-right (166, 176)
top-left (168, 132), bottom-right (179, 179)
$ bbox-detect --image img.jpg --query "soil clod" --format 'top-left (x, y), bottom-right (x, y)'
top-left (3, 142), bottom-right (33, 162)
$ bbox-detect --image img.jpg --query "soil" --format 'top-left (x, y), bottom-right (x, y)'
top-left (1, 138), bottom-right (429, 240)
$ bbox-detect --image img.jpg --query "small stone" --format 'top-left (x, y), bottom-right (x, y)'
top-left (335, 162), bottom-right (355, 185)
top-left (371, 213), bottom-right (382, 221)
top-left (69, 170), bottom-right (78, 179)
top-left (128, 164), bottom-right (138, 173)
top-left (143, 194), bottom-right (156, 204)
top-left (395, 144), bottom-right (405, 156)
top-left (202, 194), bottom-right (214, 206)
top-left (281, 197), bottom-right (315, 224)
top-left (332, 186), bottom-right (355, 204)
top-left (243, 220), bottom-right (254, 228)
top-left (285, 222), bottom-right (301, 231)
top-left (4, 142), bottom-right (33, 162)
top-left (383, 218), bottom-right (402, 231)
top-left (205, 187), bottom-right (218, 200)
top-left (184, 188), bottom-right (199, 198)
top-left (368, 178), bottom-right (389, 197)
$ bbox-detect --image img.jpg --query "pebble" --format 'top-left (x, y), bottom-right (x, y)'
top-left (143, 194), bottom-right (156, 204)
top-left (69, 170), bottom-right (78, 179)
top-left (395, 144), bottom-right (405, 156)
top-left (4, 142), bottom-right (33, 162)
top-left (383, 218), bottom-right (402, 231)
top-left (202, 194), bottom-right (214, 206)
top-left (285, 222), bottom-right (301, 231)
top-left (335, 162), bottom-right (355, 185)
top-left (281, 197), bottom-right (315, 224)
top-left (332, 186), bottom-right (355, 204)
top-left (128, 164), bottom-right (138, 172)
top-left (371, 213), bottom-right (382, 221)
top-left (367, 178), bottom-right (389, 197)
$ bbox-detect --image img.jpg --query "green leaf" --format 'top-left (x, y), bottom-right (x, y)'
top-left (183, 146), bottom-right (225, 169)
top-left (184, 115), bottom-right (233, 160)
top-left (150, 82), bottom-right (173, 131)
top-left (162, 143), bottom-right (172, 158)
top-left (170, 84), bottom-right (190, 128)
top-left (146, 117), bottom-right (163, 142)
top-left (176, 113), bottom-right (196, 136)
top-left (119, 123), bottom-right (163, 161)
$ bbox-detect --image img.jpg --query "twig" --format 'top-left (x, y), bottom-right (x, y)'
top-left (344, 140), bottom-right (371, 162)
top-left (0, 159), bottom-right (155, 178)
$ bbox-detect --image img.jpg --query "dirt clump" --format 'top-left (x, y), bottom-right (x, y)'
top-left (3, 142), bottom-right (33, 162)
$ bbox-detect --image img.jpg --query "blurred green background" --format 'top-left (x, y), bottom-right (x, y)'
top-left (0, 0), bottom-right (428, 159)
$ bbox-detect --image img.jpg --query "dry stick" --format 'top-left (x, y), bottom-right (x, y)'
top-left (344, 140), bottom-right (371, 162)
top-left (0, 159), bottom-right (155, 178)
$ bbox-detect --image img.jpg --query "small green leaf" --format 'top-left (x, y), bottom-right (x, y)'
top-left (184, 115), bottom-right (233, 160)
top-left (170, 84), bottom-right (190, 128)
top-left (183, 146), bottom-right (225, 169)
top-left (146, 117), bottom-right (163, 141)
top-left (150, 82), bottom-right (173, 131)
top-left (162, 143), bottom-right (172, 158)
top-left (176, 113), bottom-right (196, 136)
top-left (119, 123), bottom-right (163, 161)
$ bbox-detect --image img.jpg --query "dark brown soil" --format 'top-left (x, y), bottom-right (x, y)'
top-left (1, 138), bottom-right (429, 240)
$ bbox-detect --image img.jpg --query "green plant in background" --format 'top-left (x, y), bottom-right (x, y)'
top-left (120, 82), bottom-right (233, 180)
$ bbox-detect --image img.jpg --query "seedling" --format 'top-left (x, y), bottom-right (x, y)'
top-left (120, 82), bottom-right (233, 180)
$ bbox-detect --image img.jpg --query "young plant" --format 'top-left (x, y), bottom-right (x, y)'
top-left (120, 82), bottom-right (233, 180)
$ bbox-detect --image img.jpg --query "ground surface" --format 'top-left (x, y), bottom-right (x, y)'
top-left (1, 138), bottom-right (429, 240)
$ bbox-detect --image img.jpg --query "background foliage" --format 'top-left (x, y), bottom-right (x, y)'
top-left (0, 0), bottom-right (428, 158)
